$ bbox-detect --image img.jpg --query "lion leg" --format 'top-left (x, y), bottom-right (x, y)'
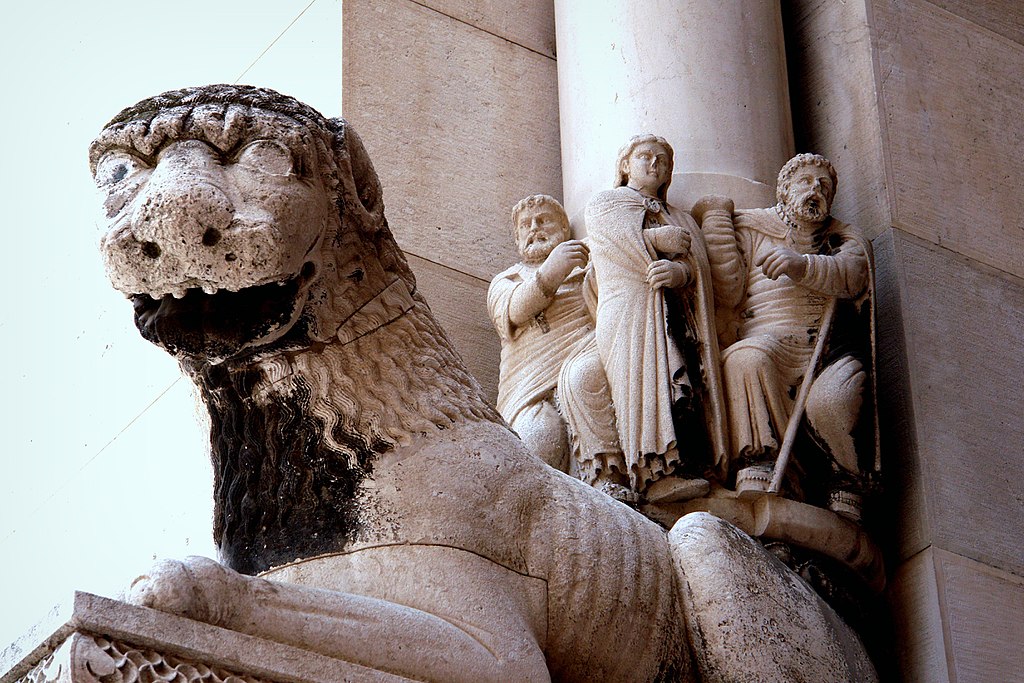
top-left (667, 514), bottom-right (877, 682)
top-left (127, 556), bottom-right (550, 683)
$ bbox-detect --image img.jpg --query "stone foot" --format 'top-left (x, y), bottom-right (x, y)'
top-left (735, 464), bottom-right (773, 499)
top-left (668, 512), bottom-right (878, 682)
top-left (595, 479), bottom-right (641, 505)
top-left (829, 490), bottom-right (863, 523)
top-left (126, 556), bottom-right (238, 625)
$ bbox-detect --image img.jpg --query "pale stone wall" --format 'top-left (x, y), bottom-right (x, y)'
top-left (785, 1), bottom-right (1024, 680)
top-left (341, 0), bottom-right (562, 401)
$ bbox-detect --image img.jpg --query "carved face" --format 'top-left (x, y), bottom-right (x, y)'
top-left (515, 203), bottom-right (569, 264)
top-left (93, 109), bottom-right (334, 361)
top-left (782, 164), bottom-right (835, 222)
top-left (624, 141), bottom-right (671, 197)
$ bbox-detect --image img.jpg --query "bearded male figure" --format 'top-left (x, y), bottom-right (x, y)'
top-left (584, 135), bottom-right (727, 502)
top-left (488, 195), bottom-right (599, 471)
top-left (696, 153), bottom-right (876, 513)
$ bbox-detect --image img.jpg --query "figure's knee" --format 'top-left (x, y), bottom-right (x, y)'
top-left (806, 356), bottom-right (865, 425)
top-left (560, 344), bottom-right (608, 396)
top-left (722, 344), bottom-right (773, 383)
top-left (512, 400), bottom-right (569, 471)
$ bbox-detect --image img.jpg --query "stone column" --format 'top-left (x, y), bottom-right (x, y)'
top-left (554, 0), bottom-right (794, 231)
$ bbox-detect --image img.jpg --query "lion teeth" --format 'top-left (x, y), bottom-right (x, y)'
top-left (170, 287), bottom-right (187, 299)
top-left (202, 284), bottom-right (218, 295)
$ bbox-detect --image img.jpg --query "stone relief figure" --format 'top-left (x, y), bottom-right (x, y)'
top-left (487, 195), bottom-right (595, 472)
top-left (488, 194), bottom-right (630, 501)
top-left (583, 134), bottom-right (728, 503)
top-left (695, 153), bottom-right (878, 519)
top-left (90, 86), bottom-right (876, 682)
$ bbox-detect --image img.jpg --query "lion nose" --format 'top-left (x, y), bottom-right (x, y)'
top-left (131, 182), bottom-right (235, 260)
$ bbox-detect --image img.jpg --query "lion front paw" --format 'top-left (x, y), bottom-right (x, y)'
top-left (126, 556), bottom-right (231, 624)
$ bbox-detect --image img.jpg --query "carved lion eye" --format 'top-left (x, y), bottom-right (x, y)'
top-left (95, 151), bottom-right (147, 188)
top-left (235, 140), bottom-right (295, 176)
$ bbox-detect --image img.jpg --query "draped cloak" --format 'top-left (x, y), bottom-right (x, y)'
top-left (585, 187), bottom-right (728, 483)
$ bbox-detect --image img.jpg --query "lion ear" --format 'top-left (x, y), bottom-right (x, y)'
top-left (328, 117), bottom-right (384, 233)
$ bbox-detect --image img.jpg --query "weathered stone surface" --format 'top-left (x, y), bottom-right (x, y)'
top-left (870, 229), bottom-right (927, 560)
top-left (555, 0), bottom-right (792, 223)
top-left (924, 0), bottom-right (1024, 47)
top-left (664, 491), bottom-right (885, 591)
top-left (889, 547), bottom-right (1024, 683)
top-left (888, 549), bottom-right (950, 683)
top-left (342, 0), bottom-right (561, 282)
top-left (413, 0), bottom-right (556, 57)
top-left (933, 548), bottom-right (1024, 682)
top-left (782, 0), bottom-right (891, 240)
top-left (873, 0), bottom-right (1024, 278)
top-left (669, 513), bottom-right (877, 683)
top-left (92, 83), bottom-right (693, 683)
top-left (0, 593), bottom-right (407, 683)
top-left (85, 84), bottom-right (883, 683)
top-left (883, 229), bottom-right (1024, 574)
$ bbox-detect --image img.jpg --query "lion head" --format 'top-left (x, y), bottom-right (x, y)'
top-left (90, 85), bottom-right (413, 363)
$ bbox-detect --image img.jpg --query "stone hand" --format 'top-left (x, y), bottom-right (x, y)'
top-left (644, 225), bottom-right (691, 257)
top-left (647, 259), bottom-right (691, 290)
top-left (756, 247), bottom-right (807, 281)
top-left (537, 239), bottom-right (589, 294)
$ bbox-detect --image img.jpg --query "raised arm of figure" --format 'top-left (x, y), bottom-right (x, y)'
top-left (801, 236), bottom-right (870, 298)
top-left (692, 195), bottom-right (744, 309)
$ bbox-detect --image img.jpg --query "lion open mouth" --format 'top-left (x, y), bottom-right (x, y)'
top-left (132, 263), bottom-right (316, 360)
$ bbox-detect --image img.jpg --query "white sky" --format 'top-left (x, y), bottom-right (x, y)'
top-left (0, 0), bottom-right (341, 648)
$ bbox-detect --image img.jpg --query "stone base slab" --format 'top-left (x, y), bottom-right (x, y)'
top-left (1, 593), bottom-right (413, 683)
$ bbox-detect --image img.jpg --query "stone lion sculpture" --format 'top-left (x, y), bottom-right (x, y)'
top-left (90, 85), bottom-right (876, 682)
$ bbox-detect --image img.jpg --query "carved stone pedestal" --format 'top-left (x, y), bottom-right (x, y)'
top-left (1, 593), bottom-right (412, 683)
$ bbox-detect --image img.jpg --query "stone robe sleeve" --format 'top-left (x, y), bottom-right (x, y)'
top-left (802, 224), bottom-right (869, 299)
top-left (699, 206), bottom-right (747, 311)
top-left (487, 264), bottom-right (593, 426)
top-left (488, 264), bottom-right (553, 339)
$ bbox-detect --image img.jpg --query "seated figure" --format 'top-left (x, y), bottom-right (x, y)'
top-left (695, 153), bottom-right (877, 518)
top-left (487, 194), bottom-right (595, 471)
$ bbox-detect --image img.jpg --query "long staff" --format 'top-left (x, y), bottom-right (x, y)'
top-left (768, 296), bottom-right (838, 494)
